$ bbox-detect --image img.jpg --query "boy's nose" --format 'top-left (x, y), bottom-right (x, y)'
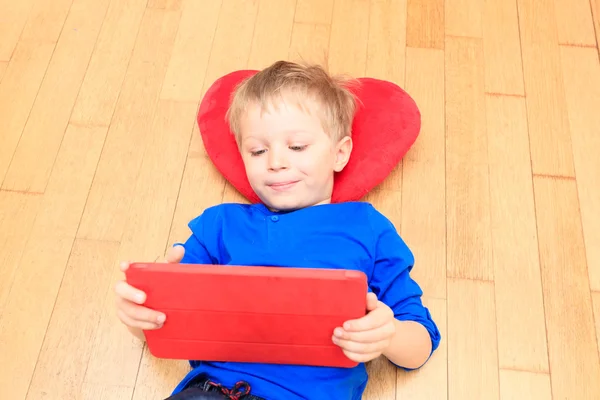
top-left (268, 150), bottom-right (288, 171)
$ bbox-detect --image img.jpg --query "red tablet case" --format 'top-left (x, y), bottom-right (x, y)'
top-left (125, 263), bottom-right (368, 368)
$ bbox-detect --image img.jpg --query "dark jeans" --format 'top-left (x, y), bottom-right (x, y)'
top-left (165, 373), bottom-right (266, 400)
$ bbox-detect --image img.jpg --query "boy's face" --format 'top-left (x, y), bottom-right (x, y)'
top-left (238, 99), bottom-right (352, 211)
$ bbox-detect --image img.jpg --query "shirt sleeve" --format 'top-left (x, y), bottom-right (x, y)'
top-left (177, 212), bottom-right (216, 265)
top-left (368, 207), bottom-right (441, 369)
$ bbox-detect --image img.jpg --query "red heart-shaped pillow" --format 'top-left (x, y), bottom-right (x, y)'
top-left (197, 70), bottom-right (420, 203)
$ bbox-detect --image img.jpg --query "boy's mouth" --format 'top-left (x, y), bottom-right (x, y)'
top-left (268, 181), bottom-right (299, 191)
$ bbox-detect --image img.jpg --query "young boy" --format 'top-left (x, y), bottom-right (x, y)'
top-left (114, 61), bottom-right (440, 400)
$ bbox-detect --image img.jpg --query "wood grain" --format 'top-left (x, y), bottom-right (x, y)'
top-left (294, 0), bottom-right (334, 24)
top-left (0, 0), bottom-right (74, 186)
top-left (560, 46), bottom-right (600, 292)
top-left (482, 0), bottom-right (524, 95)
top-left (288, 23), bottom-right (330, 65)
top-left (594, 292), bottom-right (600, 360)
top-left (76, 7), bottom-right (182, 242)
top-left (328, 0), bottom-right (370, 76)
top-left (402, 47), bottom-right (446, 299)
top-left (533, 176), bottom-right (600, 399)
top-left (517, 0), bottom-right (575, 177)
top-left (0, 0), bottom-right (36, 60)
top-left (2, 0), bottom-right (111, 193)
top-left (406, 0), bottom-right (444, 49)
top-left (447, 279), bottom-right (499, 400)
top-left (0, 123), bottom-right (107, 399)
top-left (0, 192), bottom-right (41, 315)
top-left (159, 0), bottom-right (221, 102)
top-left (70, 0), bottom-right (148, 126)
top-left (486, 95), bottom-right (549, 372)
top-left (366, 0), bottom-right (406, 85)
top-left (247, 0), bottom-right (296, 70)
top-left (553, 0), bottom-right (596, 46)
top-left (26, 240), bottom-right (119, 400)
top-left (445, 0), bottom-right (482, 38)
top-left (445, 36), bottom-right (492, 281)
top-left (499, 370), bottom-right (552, 400)
top-left (592, 0), bottom-right (600, 57)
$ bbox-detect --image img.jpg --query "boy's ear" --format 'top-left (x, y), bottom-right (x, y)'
top-left (333, 136), bottom-right (353, 172)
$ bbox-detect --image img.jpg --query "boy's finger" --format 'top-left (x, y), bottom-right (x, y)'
top-left (343, 306), bottom-right (389, 332)
top-left (120, 299), bottom-right (166, 324)
top-left (334, 322), bottom-right (395, 343)
top-left (115, 280), bottom-right (146, 304)
top-left (366, 292), bottom-right (378, 311)
top-left (166, 244), bottom-right (185, 263)
top-left (341, 349), bottom-right (381, 363)
top-left (333, 336), bottom-right (387, 354)
top-left (117, 309), bottom-right (162, 331)
top-left (119, 261), bottom-right (131, 272)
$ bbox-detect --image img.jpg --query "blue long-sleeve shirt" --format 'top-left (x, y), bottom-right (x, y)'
top-left (170, 201), bottom-right (440, 400)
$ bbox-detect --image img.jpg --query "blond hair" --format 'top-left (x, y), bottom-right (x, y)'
top-left (226, 60), bottom-right (358, 143)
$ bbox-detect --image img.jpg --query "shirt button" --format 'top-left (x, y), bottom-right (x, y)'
top-left (271, 216), bottom-right (279, 222)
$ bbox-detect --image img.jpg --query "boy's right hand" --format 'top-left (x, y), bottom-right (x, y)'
top-left (114, 245), bottom-right (185, 336)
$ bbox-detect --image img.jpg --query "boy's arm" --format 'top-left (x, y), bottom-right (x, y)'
top-left (368, 209), bottom-right (441, 370)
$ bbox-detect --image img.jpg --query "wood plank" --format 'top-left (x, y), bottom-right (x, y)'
top-left (0, 0), bottom-right (74, 187)
top-left (26, 240), bottom-right (119, 400)
top-left (445, 0), bottom-right (482, 38)
top-left (499, 370), bottom-right (552, 400)
top-left (76, 7), bottom-right (182, 242)
top-left (288, 23), bottom-right (330, 65)
top-left (0, 123), bottom-right (107, 399)
top-left (168, 126), bottom-right (226, 243)
top-left (447, 279), bottom-right (499, 400)
top-left (445, 36), bottom-right (492, 281)
top-left (160, 0), bottom-right (221, 102)
top-left (0, 0), bottom-right (36, 60)
top-left (0, 192), bottom-right (41, 315)
top-left (533, 176), bottom-right (600, 399)
top-left (517, 0), bottom-right (575, 177)
top-left (201, 0), bottom-right (259, 90)
top-left (366, 0), bottom-right (406, 85)
top-left (592, 0), bottom-right (600, 57)
top-left (559, 46), bottom-right (600, 291)
top-left (396, 298), bottom-right (447, 399)
top-left (402, 47), bottom-right (445, 299)
top-left (2, 0), bottom-right (111, 193)
top-left (594, 292), bottom-right (600, 359)
top-left (84, 101), bottom-right (196, 389)
top-left (553, 0), bottom-right (596, 46)
top-left (0, 237), bottom-right (74, 399)
top-left (486, 95), bottom-right (549, 373)
top-left (247, 0), bottom-right (296, 70)
top-left (81, 384), bottom-right (133, 400)
top-left (0, 61), bottom-right (7, 82)
top-left (482, 0), bottom-right (524, 95)
top-left (147, 0), bottom-right (182, 10)
top-left (406, 0), bottom-right (444, 49)
top-left (294, 0), bottom-right (334, 24)
top-left (70, 0), bottom-right (148, 126)
top-left (328, 0), bottom-right (370, 77)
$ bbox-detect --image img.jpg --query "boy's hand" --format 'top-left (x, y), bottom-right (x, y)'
top-left (114, 245), bottom-right (185, 334)
top-left (332, 292), bottom-right (396, 363)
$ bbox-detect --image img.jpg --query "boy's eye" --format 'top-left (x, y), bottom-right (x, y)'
top-left (289, 145), bottom-right (307, 152)
top-left (250, 149), bottom-right (266, 157)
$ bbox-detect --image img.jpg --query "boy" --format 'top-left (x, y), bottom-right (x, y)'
top-left (115, 61), bottom-right (440, 400)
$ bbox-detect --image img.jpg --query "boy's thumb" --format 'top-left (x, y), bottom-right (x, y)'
top-left (366, 292), bottom-right (378, 311)
top-left (165, 244), bottom-right (185, 263)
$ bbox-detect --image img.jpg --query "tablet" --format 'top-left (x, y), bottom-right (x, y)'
top-left (125, 263), bottom-right (368, 368)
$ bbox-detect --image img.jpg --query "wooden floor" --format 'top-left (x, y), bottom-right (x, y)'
top-left (1, 0), bottom-right (599, 399)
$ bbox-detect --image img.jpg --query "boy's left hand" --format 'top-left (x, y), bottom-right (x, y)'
top-left (332, 292), bottom-right (396, 363)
